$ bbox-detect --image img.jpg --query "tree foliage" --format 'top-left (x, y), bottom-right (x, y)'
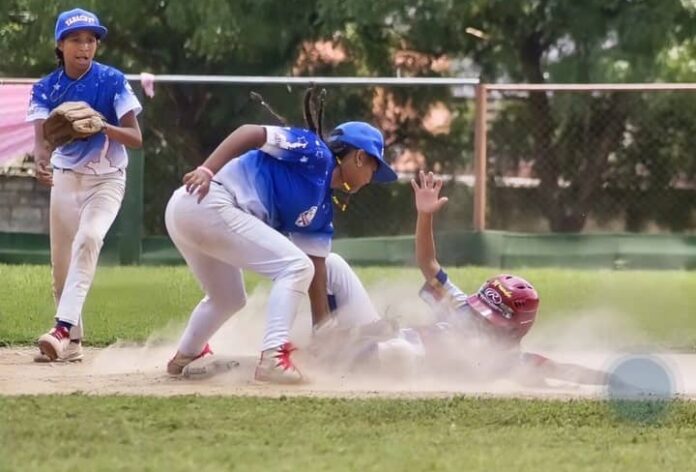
top-left (1, 0), bottom-right (695, 233)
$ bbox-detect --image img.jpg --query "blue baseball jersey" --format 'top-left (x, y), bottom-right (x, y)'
top-left (26, 61), bottom-right (142, 174)
top-left (215, 126), bottom-right (336, 257)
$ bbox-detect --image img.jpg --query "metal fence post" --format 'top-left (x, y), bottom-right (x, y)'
top-left (119, 81), bottom-right (144, 265)
top-left (473, 83), bottom-right (488, 232)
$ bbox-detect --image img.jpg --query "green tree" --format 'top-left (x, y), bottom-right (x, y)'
top-left (1, 0), bottom-right (324, 232)
top-left (318, 0), bottom-right (696, 232)
top-left (3, 0), bottom-right (695, 234)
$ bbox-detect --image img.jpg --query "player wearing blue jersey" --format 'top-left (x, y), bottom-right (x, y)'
top-left (27, 8), bottom-right (143, 362)
top-left (310, 171), bottom-right (610, 386)
top-left (164, 95), bottom-right (398, 383)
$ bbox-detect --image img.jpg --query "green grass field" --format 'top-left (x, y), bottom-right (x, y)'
top-left (1, 264), bottom-right (695, 471)
top-left (3, 396), bottom-right (696, 471)
top-left (1, 264), bottom-right (695, 347)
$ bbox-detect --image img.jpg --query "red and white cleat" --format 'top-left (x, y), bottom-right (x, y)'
top-left (254, 342), bottom-right (304, 384)
top-left (167, 343), bottom-right (239, 380)
top-left (37, 326), bottom-right (70, 362)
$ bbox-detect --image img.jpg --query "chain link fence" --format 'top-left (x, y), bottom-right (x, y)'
top-left (3, 78), bottom-right (695, 238)
top-left (132, 78), bottom-right (478, 238)
top-left (483, 86), bottom-right (696, 233)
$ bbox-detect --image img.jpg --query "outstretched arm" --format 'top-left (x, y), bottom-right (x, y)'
top-left (521, 353), bottom-right (609, 385)
top-left (541, 361), bottom-right (609, 385)
top-left (184, 124), bottom-right (266, 202)
top-left (411, 170), bottom-right (449, 281)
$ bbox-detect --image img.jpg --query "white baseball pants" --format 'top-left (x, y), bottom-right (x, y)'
top-left (51, 169), bottom-right (126, 339)
top-left (324, 253), bottom-right (380, 328)
top-left (165, 185), bottom-right (315, 355)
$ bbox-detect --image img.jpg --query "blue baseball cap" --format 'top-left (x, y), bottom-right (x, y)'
top-left (328, 121), bottom-right (398, 183)
top-left (55, 8), bottom-right (108, 42)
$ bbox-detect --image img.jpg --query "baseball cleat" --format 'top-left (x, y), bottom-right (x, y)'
top-left (254, 342), bottom-right (304, 384)
top-left (37, 326), bottom-right (70, 362)
top-left (33, 340), bottom-right (83, 363)
top-left (167, 343), bottom-right (213, 376)
top-left (33, 353), bottom-right (52, 363)
top-left (182, 357), bottom-right (240, 380)
top-left (167, 343), bottom-right (237, 379)
top-left (60, 341), bottom-right (84, 362)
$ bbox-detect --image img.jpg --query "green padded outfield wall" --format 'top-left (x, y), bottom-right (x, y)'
top-left (1, 231), bottom-right (695, 270)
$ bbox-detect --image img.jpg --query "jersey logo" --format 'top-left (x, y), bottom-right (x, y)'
top-left (271, 131), bottom-right (308, 151)
top-left (295, 206), bottom-right (318, 227)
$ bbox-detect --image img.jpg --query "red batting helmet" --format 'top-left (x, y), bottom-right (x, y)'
top-left (466, 274), bottom-right (540, 339)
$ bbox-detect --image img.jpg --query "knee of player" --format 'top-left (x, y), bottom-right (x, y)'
top-left (230, 290), bottom-right (248, 311)
top-left (285, 253), bottom-right (315, 284)
top-left (326, 253), bottom-right (349, 273)
top-left (210, 293), bottom-right (247, 314)
top-left (73, 228), bottom-right (104, 252)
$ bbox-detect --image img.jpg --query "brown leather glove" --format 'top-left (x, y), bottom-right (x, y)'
top-left (43, 101), bottom-right (105, 148)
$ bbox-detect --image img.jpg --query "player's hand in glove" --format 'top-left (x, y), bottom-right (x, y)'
top-left (42, 101), bottom-right (106, 149)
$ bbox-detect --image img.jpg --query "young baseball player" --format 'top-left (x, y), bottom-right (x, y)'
top-left (310, 171), bottom-right (609, 386)
top-left (27, 8), bottom-right (143, 362)
top-left (164, 94), bottom-right (398, 383)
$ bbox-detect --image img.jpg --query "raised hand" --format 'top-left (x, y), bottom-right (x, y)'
top-left (410, 170), bottom-right (448, 214)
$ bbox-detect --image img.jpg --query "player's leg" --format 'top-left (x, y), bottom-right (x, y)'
top-left (165, 191), bottom-right (247, 375)
top-left (325, 253), bottom-right (380, 328)
top-left (35, 170), bottom-right (81, 362)
top-left (37, 170), bottom-right (104, 361)
top-left (165, 236), bottom-right (247, 378)
top-left (39, 171), bottom-right (125, 360)
top-left (49, 170), bottom-right (80, 306)
top-left (177, 256), bottom-right (246, 356)
top-left (55, 172), bottom-right (125, 323)
top-left (310, 253), bottom-right (395, 370)
top-left (167, 185), bottom-right (312, 382)
top-left (320, 254), bottom-right (426, 377)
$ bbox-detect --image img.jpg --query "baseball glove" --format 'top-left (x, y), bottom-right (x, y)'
top-left (43, 101), bottom-right (106, 148)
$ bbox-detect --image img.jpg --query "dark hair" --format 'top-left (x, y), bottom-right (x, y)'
top-left (252, 86), bottom-right (357, 210)
top-left (249, 91), bottom-right (287, 125)
top-left (303, 86), bottom-right (325, 137)
top-left (326, 128), bottom-right (354, 158)
top-left (250, 86), bottom-right (353, 157)
top-left (54, 47), bottom-right (64, 68)
top-left (303, 86), bottom-right (356, 158)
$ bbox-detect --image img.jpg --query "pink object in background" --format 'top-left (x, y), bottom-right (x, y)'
top-left (140, 72), bottom-right (155, 98)
top-left (0, 84), bottom-right (34, 165)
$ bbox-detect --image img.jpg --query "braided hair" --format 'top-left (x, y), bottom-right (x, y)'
top-left (55, 47), bottom-right (65, 68)
top-left (252, 86), bottom-right (353, 158)
top-left (251, 86), bottom-right (356, 208)
top-left (303, 85), bottom-right (355, 159)
top-left (302, 86), bottom-right (356, 208)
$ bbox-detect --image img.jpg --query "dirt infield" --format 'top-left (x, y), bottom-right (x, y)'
top-left (3, 293), bottom-right (693, 399)
top-left (2, 345), bottom-right (695, 399)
